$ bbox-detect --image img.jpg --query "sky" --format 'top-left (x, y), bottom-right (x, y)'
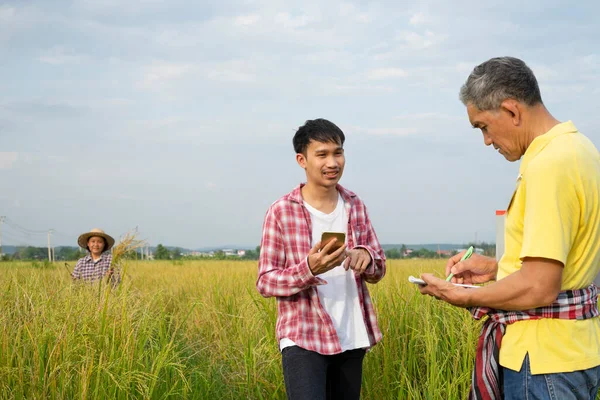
top-left (1, 0), bottom-right (599, 249)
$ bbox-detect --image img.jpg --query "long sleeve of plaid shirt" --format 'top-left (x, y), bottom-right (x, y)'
top-left (257, 184), bottom-right (386, 355)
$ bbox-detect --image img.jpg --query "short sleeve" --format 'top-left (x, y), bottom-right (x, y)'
top-left (520, 157), bottom-right (580, 265)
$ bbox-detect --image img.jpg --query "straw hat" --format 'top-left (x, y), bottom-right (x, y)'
top-left (77, 228), bottom-right (115, 251)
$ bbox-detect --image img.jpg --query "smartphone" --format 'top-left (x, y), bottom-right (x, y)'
top-left (408, 275), bottom-right (480, 289)
top-left (320, 231), bottom-right (346, 251)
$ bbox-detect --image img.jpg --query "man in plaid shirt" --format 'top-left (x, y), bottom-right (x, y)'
top-left (257, 118), bottom-right (386, 400)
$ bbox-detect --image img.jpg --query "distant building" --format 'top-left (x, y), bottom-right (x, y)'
top-left (185, 251), bottom-right (213, 257)
top-left (237, 250), bottom-right (246, 257)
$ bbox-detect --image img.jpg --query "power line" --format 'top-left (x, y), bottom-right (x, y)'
top-left (0, 218), bottom-right (79, 251)
top-left (2, 217), bottom-right (76, 241)
top-left (4, 217), bottom-right (47, 235)
top-left (1, 231), bottom-right (32, 243)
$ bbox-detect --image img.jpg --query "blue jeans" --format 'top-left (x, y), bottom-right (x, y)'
top-left (504, 354), bottom-right (600, 399)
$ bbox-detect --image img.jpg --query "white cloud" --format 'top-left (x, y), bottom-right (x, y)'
top-left (205, 60), bottom-right (256, 83)
top-left (409, 12), bottom-right (432, 26)
top-left (39, 46), bottom-right (89, 65)
top-left (0, 152), bottom-right (18, 170)
top-left (579, 54), bottom-right (599, 70)
top-left (235, 14), bottom-right (261, 27)
top-left (352, 126), bottom-right (419, 136)
top-left (324, 84), bottom-right (394, 94)
top-left (339, 3), bottom-right (372, 23)
top-left (46, 155), bottom-right (69, 163)
top-left (456, 62), bottom-right (476, 74)
top-left (396, 30), bottom-right (446, 49)
top-left (275, 12), bottom-right (320, 29)
top-left (393, 112), bottom-right (462, 122)
top-left (75, 0), bottom-right (169, 15)
top-left (2, 0), bottom-right (599, 247)
top-left (367, 67), bottom-right (408, 80)
top-left (0, 5), bottom-right (15, 22)
top-left (530, 64), bottom-right (559, 81)
top-left (138, 62), bottom-right (191, 90)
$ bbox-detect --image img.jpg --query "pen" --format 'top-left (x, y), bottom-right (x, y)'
top-left (446, 245), bottom-right (474, 282)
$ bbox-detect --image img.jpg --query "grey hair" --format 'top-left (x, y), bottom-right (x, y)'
top-left (459, 57), bottom-right (543, 110)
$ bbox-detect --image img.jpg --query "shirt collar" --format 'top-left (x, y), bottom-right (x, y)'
top-left (84, 251), bottom-right (110, 262)
top-left (287, 183), bottom-right (357, 205)
top-left (520, 120), bottom-right (577, 175)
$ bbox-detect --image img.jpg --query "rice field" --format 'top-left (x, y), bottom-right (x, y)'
top-left (1, 259), bottom-right (482, 399)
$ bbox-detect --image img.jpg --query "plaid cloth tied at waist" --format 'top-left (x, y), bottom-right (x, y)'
top-left (467, 283), bottom-right (599, 400)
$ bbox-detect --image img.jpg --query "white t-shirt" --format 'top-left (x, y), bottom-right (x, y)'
top-left (279, 194), bottom-right (371, 352)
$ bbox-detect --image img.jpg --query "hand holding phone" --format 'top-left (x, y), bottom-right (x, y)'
top-left (320, 231), bottom-right (346, 253)
top-left (408, 275), bottom-right (480, 289)
top-left (308, 235), bottom-right (347, 276)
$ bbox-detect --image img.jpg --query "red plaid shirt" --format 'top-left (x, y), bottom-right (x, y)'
top-left (257, 184), bottom-right (386, 355)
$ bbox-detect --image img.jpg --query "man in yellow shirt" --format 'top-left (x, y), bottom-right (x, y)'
top-left (419, 56), bottom-right (600, 399)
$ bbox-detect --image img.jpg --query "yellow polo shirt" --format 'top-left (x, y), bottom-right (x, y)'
top-left (498, 121), bottom-right (600, 374)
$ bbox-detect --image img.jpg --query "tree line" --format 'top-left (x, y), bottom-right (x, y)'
top-left (384, 242), bottom-right (496, 259)
top-left (2, 242), bottom-right (496, 262)
top-left (2, 246), bottom-right (86, 261)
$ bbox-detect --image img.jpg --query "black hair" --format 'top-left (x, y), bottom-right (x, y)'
top-left (292, 118), bottom-right (345, 154)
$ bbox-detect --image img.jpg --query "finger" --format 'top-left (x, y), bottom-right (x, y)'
top-left (356, 257), bottom-right (369, 274)
top-left (420, 273), bottom-right (443, 286)
top-left (418, 284), bottom-right (431, 295)
top-left (309, 241), bottom-right (322, 255)
top-left (461, 272), bottom-right (476, 285)
top-left (325, 247), bottom-right (346, 269)
top-left (321, 238), bottom-right (339, 255)
top-left (347, 253), bottom-right (358, 271)
top-left (334, 250), bottom-right (348, 266)
top-left (445, 252), bottom-right (464, 276)
top-left (329, 243), bottom-right (347, 258)
top-left (343, 257), bottom-right (350, 271)
top-left (351, 254), bottom-right (366, 272)
top-left (450, 261), bottom-right (470, 277)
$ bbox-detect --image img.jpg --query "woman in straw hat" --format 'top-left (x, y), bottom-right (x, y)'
top-left (71, 228), bottom-right (120, 285)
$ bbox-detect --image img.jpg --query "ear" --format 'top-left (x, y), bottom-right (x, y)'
top-left (500, 99), bottom-right (522, 126)
top-left (296, 153), bottom-right (307, 169)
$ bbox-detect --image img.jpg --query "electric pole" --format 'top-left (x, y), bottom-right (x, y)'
top-left (0, 216), bottom-right (5, 257)
top-left (47, 229), bottom-right (54, 262)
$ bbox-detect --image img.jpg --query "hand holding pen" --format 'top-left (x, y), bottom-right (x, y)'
top-left (445, 246), bottom-right (498, 285)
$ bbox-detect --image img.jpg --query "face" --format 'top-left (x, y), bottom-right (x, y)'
top-left (87, 236), bottom-right (106, 255)
top-left (466, 102), bottom-right (524, 162)
top-left (296, 140), bottom-right (345, 188)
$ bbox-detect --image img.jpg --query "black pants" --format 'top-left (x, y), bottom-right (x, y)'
top-left (281, 346), bottom-right (366, 400)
